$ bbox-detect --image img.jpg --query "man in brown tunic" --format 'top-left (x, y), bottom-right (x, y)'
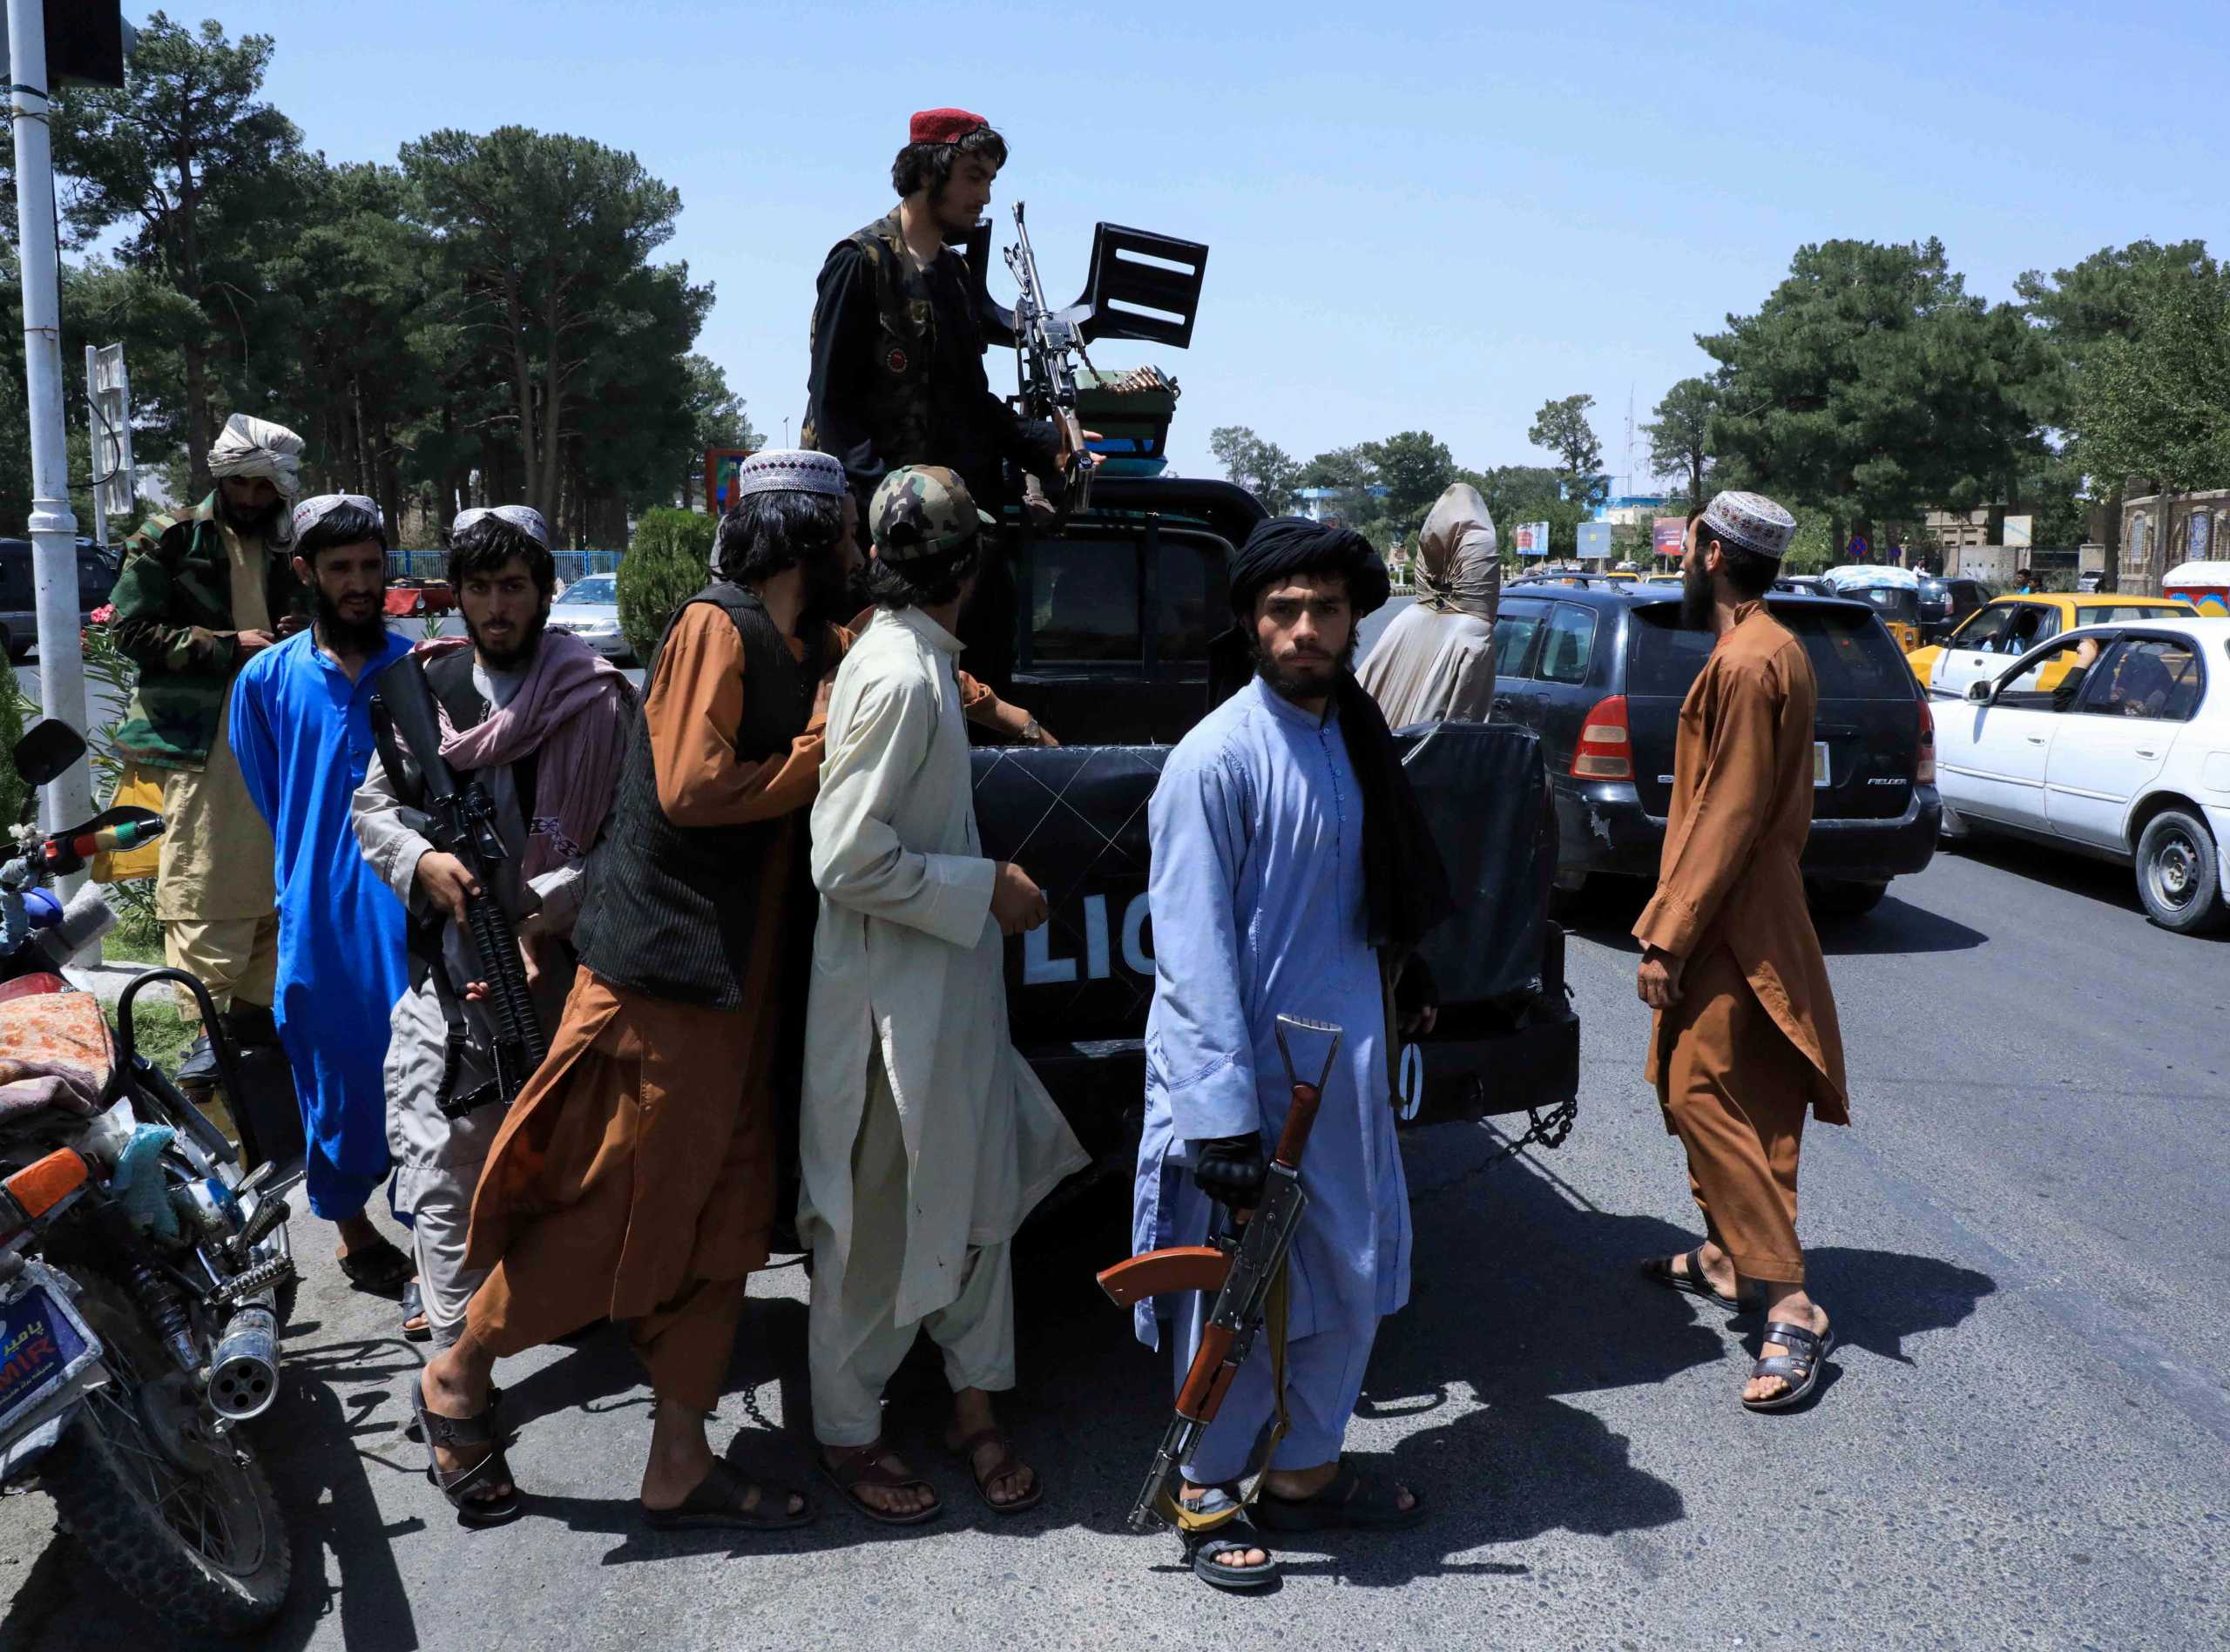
top-left (412, 451), bottom-right (869, 1529)
top-left (1634, 490), bottom-right (1848, 1413)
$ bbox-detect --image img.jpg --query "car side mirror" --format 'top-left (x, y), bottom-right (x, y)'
top-left (1965, 680), bottom-right (1994, 705)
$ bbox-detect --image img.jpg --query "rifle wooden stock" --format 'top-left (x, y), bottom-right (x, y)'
top-left (1174, 1324), bottom-right (1236, 1418)
top-left (1273, 1082), bottom-right (1323, 1170)
top-left (1096, 1245), bottom-right (1229, 1309)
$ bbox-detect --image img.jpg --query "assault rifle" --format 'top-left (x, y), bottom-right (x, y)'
top-left (1004, 201), bottom-right (1095, 520)
top-left (1096, 1014), bottom-right (1341, 1533)
top-left (374, 657), bottom-right (546, 1117)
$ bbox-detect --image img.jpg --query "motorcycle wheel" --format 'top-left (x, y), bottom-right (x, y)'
top-left (41, 1268), bottom-right (292, 1636)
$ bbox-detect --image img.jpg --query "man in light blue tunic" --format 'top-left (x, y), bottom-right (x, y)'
top-left (232, 494), bottom-right (416, 1295)
top-left (1134, 517), bottom-right (1450, 1590)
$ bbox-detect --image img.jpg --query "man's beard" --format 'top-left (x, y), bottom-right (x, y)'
top-left (216, 489), bottom-right (286, 540)
top-left (467, 599), bottom-right (550, 671)
top-left (1251, 633), bottom-right (1354, 704)
top-left (800, 548), bottom-right (851, 626)
top-left (1679, 558), bottom-right (1715, 630)
top-left (314, 584), bottom-right (387, 654)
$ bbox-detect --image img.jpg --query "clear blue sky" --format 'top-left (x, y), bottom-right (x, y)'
top-left (203, 0), bottom-right (2220, 489)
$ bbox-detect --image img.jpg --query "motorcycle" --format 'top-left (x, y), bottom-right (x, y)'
top-left (0, 718), bottom-right (296, 1636)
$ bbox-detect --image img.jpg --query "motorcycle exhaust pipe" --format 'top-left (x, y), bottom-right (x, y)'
top-left (206, 1305), bottom-right (280, 1422)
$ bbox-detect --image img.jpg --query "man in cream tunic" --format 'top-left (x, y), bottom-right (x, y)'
top-left (801, 464), bottom-right (1085, 1521)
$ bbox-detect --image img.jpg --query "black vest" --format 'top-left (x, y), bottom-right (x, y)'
top-left (573, 583), bottom-right (823, 1007)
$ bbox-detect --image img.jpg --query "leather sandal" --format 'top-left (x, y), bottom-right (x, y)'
top-left (818, 1440), bottom-right (942, 1527)
top-left (337, 1238), bottom-right (414, 1296)
top-left (643, 1458), bottom-right (814, 1532)
top-left (1179, 1484), bottom-right (1279, 1592)
top-left (410, 1375), bottom-right (522, 1527)
top-left (401, 1279), bottom-right (431, 1343)
top-left (1743, 1318), bottom-right (1835, 1412)
top-left (948, 1425), bottom-right (1042, 1514)
top-left (1640, 1248), bottom-right (1759, 1311)
top-left (1255, 1462), bottom-right (1424, 1533)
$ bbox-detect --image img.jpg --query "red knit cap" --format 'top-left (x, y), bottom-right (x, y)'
top-left (909, 107), bottom-right (988, 145)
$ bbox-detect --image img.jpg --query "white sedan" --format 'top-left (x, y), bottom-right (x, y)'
top-left (546, 572), bottom-right (630, 660)
top-left (1933, 617), bottom-right (2230, 933)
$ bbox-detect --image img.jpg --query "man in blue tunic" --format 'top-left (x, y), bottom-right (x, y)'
top-left (1133, 518), bottom-right (1450, 1590)
top-left (233, 494), bottom-right (416, 1297)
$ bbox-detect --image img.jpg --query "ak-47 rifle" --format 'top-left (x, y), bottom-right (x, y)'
top-left (374, 656), bottom-right (546, 1117)
top-left (1004, 201), bottom-right (1095, 520)
top-left (1096, 1014), bottom-right (1342, 1533)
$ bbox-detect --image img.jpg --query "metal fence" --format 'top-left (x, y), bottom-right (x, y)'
top-left (392, 550), bottom-right (624, 584)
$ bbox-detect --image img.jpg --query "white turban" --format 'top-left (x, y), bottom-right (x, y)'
top-left (452, 504), bottom-right (550, 549)
top-left (207, 414), bottom-right (306, 543)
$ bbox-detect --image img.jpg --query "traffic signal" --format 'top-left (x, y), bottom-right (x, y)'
top-left (1, 3), bottom-right (132, 90)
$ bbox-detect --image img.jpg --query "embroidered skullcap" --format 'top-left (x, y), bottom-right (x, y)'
top-left (1700, 490), bottom-right (1798, 561)
top-left (736, 448), bottom-right (849, 500)
top-left (291, 493), bottom-right (382, 543)
top-left (453, 504), bottom-right (550, 548)
top-left (909, 107), bottom-right (989, 145)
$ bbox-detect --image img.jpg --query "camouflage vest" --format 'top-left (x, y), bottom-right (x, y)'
top-left (802, 212), bottom-right (970, 474)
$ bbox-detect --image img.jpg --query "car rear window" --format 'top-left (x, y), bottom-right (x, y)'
top-left (1627, 603), bottom-right (1916, 700)
top-left (2098, 603), bottom-right (2188, 623)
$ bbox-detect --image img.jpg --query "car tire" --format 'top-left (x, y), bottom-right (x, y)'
top-left (1808, 879), bottom-right (1888, 918)
top-left (2133, 809), bottom-right (2228, 934)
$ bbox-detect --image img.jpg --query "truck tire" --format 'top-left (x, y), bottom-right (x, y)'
top-left (42, 1269), bottom-right (292, 1637)
top-left (2134, 809), bottom-right (2228, 934)
top-left (1808, 879), bottom-right (1888, 918)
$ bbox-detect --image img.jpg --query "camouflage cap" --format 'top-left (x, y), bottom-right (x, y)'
top-left (869, 465), bottom-right (995, 563)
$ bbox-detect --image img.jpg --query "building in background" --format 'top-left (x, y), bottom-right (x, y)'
top-left (2121, 488), bottom-right (2230, 596)
top-left (1294, 483), bottom-right (1389, 524)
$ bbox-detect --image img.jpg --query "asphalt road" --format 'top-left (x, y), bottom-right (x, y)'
top-left (3, 757), bottom-right (2227, 1647)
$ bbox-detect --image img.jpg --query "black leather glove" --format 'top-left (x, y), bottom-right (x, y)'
top-left (1193, 1134), bottom-right (1267, 1209)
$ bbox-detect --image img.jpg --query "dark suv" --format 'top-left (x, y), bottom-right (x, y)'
top-left (1483, 584), bottom-right (1940, 915)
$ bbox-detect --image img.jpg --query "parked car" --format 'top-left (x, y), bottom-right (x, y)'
top-left (1820, 566), bottom-right (1923, 652)
top-left (546, 571), bottom-right (629, 660)
top-left (1465, 583), bottom-right (1939, 915)
top-left (383, 577), bottom-right (456, 618)
top-left (1916, 576), bottom-right (1990, 644)
top-left (1934, 617), bottom-right (2230, 934)
top-left (1774, 575), bottom-right (1834, 597)
top-left (1909, 593), bottom-right (2195, 698)
top-left (0, 539), bottom-right (118, 660)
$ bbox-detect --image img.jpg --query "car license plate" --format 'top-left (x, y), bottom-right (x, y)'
top-left (0, 1272), bottom-right (102, 1436)
top-left (1813, 740), bottom-right (1830, 788)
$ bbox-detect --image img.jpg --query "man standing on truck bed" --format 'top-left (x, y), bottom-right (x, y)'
top-left (1132, 518), bottom-right (1449, 1591)
top-left (109, 413), bottom-right (307, 1102)
top-left (1634, 490), bottom-right (1848, 1413)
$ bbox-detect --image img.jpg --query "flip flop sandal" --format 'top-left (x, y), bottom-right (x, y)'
top-left (948, 1425), bottom-right (1043, 1514)
top-left (1640, 1249), bottom-right (1759, 1311)
top-left (1743, 1318), bottom-right (1835, 1413)
top-left (338, 1238), bottom-right (414, 1296)
top-left (819, 1440), bottom-right (943, 1527)
top-left (643, 1458), bottom-right (814, 1532)
top-left (401, 1279), bottom-right (431, 1343)
top-left (1255, 1463), bottom-right (1425, 1533)
top-left (1178, 1485), bottom-right (1280, 1592)
top-left (409, 1374), bottom-right (523, 1527)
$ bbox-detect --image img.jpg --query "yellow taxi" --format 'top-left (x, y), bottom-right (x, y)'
top-left (1909, 592), bottom-right (2196, 696)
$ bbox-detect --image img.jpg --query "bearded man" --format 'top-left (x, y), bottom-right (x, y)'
top-left (354, 506), bottom-right (635, 1363)
top-left (109, 414), bottom-right (307, 1109)
top-left (1634, 491), bottom-right (1848, 1413)
top-left (1132, 519), bottom-right (1449, 1590)
top-left (414, 452), bottom-right (867, 1533)
top-left (230, 496), bottom-right (415, 1298)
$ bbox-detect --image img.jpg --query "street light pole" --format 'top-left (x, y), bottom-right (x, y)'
top-left (7, 0), bottom-right (99, 854)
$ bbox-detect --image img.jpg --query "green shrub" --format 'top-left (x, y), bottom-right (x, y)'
top-left (616, 509), bottom-right (716, 664)
top-left (0, 650), bottom-right (29, 833)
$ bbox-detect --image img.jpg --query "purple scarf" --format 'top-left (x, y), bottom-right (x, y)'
top-left (412, 630), bottom-right (637, 880)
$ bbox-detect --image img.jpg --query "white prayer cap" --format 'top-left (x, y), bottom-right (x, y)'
top-left (454, 504), bottom-right (550, 548)
top-left (291, 493), bottom-right (382, 544)
top-left (734, 449), bottom-right (848, 501)
top-left (1700, 490), bottom-right (1798, 561)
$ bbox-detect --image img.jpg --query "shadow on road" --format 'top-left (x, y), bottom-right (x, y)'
top-left (1947, 834), bottom-right (2227, 941)
top-left (1561, 882), bottom-right (1990, 957)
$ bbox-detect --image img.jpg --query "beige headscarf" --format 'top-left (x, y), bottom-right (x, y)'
top-left (206, 414), bottom-right (306, 542)
top-left (1414, 483), bottom-right (1500, 619)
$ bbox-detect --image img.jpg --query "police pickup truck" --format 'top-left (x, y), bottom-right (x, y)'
top-left (962, 475), bottom-right (1581, 1190)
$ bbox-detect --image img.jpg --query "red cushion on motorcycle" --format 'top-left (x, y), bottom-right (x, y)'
top-left (0, 991), bottom-right (114, 1110)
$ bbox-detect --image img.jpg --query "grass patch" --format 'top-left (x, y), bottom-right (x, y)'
top-left (121, 1001), bottom-right (198, 1078)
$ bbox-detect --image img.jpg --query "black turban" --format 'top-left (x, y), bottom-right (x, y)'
top-left (1207, 517), bottom-right (1450, 957)
top-left (1225, 517), bottom-right (1393, 621)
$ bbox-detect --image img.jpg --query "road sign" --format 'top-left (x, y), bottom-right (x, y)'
top-left (87, 342), bottom-right (133, 522)
top-left (1578, 522), bottom-right (1612, 561)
